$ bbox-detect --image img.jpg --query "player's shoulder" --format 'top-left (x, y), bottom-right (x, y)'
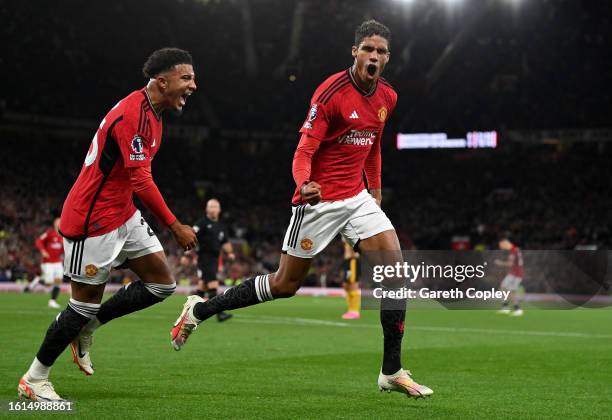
top-left (311, 69), bottom-right (351, 105)
top-left (102, 89), bottom-right (149, 128)
top-left (119, 89), bottom-right (150, 118)
top-left (378, 77), bottom-right (398, 104)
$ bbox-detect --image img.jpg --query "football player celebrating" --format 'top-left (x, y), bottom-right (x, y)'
top-left (172, 21), bottom-right (433, 399)
top-left (18, 48), bottom-right (198, 401)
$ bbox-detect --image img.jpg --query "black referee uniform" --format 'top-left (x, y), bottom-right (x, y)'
top-left (194, 216), bottom-right (229, 282)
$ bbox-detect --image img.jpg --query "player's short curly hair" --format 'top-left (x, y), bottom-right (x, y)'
top-left (142, 48), bottom-right (193, 78)
top-left (355, 20), bottom-right (391, 48)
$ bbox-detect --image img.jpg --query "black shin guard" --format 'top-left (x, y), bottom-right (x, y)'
top-left (36, 306), bottom-right (91, 366)
top-left (96, 281), bottom-right (175, 324)
top-left (50, 285), bottom-right (60, 300)
top-left (193, 275), bottom-right (272, 322)
top-left (380, 299), bottom-right (406, 375)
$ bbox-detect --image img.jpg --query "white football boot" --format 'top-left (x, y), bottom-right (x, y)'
top-left (378, 369), bottom-right (433, 399)
top-left (18, 375), bottom-right (64, 401)
top-left (171, 295), bottom-right (205, 351)
top-left (70, 332), bottom-right (94, 375)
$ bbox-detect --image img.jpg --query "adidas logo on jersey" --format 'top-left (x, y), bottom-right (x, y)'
top-left (349, 110), bottom-right (359, 119)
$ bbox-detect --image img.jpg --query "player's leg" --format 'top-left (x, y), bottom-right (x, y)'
top-left (19, 279), bottom-right (105, 401)
top-left (509, 277), bottom-right (523, 316)
top-left (358, 230), bottom-right (433, 398)
top-left (342, 258), bottom-right (361, 319)
top-left (48, 264), bottom-right (63, 308)
top-left (23, 273), bottom-right (42, 293)
top-left (73, 250), bottom-right (175, 376)
top-left (342, 191), bottom-right (431, 398)
top-left (195, 278), bottom-right (207, 298)
top-left (205, 279), bottom-right (233, 322)
top-left (171, 253), bottom-right (312, 349)
top-left (171, 201), bottom-right (342, 350)
top-left (90, 250), bottom-right (176, 327)
top-left (199, 257), bottom-right (232, 321)
top-left (498, 275), bottom-right (512, 313)
top-left (358, 230), bottom-right (405, 372)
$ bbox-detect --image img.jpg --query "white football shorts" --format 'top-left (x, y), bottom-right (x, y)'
top-left (63, 210), bottom-right (163, 285)
top-left (41, 262), bottom-right (63, 284)
top-left (501, 274), bottom-right (523, 291)
top-left (282, 189), bottom-right (394, 258)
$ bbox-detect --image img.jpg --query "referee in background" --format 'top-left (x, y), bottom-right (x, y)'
top-left (193, 198), bottom-right (235, 322)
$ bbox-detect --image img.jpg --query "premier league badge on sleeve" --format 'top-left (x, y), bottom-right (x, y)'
top-left (303, 103), bottom-right (318, 129)
top-left (130, 135), bottom-right (146, 161)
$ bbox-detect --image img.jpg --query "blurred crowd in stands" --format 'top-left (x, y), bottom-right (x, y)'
top-left (1, 0), bottom-right (611, 290)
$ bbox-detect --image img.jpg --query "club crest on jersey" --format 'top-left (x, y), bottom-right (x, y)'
top-left (130, 135), bottom-right (146, 161)
top-left (85, 264), bottom-right (98, 277)
top-left (378, 106), bottom-right (388, 122)
top-left (303, 104), bottom-right (318, 129)
top-left (300, 238), bottom-right (314, 251)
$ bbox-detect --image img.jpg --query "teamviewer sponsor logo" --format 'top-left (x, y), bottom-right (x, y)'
top-left (337, 129), bottom-right (377, 145)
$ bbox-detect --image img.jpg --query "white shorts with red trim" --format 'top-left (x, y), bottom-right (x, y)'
top-left (282, 189), bottom-right (394, 258)
top-left (63, 210), bottom-right (163, 285)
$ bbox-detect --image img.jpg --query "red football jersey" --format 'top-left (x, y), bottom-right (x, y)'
top-left (60, 88), bottom-right (163, 239)
top-left (509, 245), bottom-right (525, 277)
top-left (292, 68), bottom-right (397, 204)
top-left (35, 228), bottom-right (64, 263)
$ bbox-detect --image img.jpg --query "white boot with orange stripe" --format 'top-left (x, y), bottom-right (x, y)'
top-left (18, 374), bottom-right (64, 401)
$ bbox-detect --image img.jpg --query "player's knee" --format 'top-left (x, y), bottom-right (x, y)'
top-left (143, 281), bottom-right (176, 300)
top-left (68, 298), bottom-right (101, 321)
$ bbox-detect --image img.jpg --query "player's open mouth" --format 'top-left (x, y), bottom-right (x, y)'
top-left (179, 92), bottom-right (191, 107)
top-left (367, 64), bottom-right (377, 77)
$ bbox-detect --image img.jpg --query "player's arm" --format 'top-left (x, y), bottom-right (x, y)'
top-left (113, 116), bottom-right (197, 251)
top-left (128, 165), bottom-right (197, 250)
top-left (34, 234), bottom-right (50, 258)
top-left (364, 131), bottom-right (382, 207)
top-left (293, 133), bottom-right (322, 205)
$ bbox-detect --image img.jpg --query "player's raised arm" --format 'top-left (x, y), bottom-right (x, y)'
top-left (364, 130), bottom-right (382, 206)
top-left (293, 133), bottom-right (322, 205)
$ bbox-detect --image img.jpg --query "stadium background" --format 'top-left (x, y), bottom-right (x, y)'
top-left (0, 1), bottom-right (611, 418)
top-left (2, 0), bottom-right (612, 287)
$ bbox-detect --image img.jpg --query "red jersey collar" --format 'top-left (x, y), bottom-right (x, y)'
top-left (142, 88), bottom-right (161, 121)
top-left (346, 67), bottom-right (377, 97)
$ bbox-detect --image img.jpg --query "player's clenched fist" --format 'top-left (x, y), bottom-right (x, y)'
top-left (300, 181), bottom-right (322, 205)
top-left (170, 220), bottom-right (198, 251)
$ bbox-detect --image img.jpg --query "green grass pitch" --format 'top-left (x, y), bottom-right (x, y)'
top-left (0, 293), bottom-right (611, 419)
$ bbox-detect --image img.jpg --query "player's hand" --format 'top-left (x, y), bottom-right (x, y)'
top-left (300, 181), bottom-right (322, 205)
top-left (41, 250), bottom-right (50, 258)
top-left (169, 220), bottom-right (198, 251)
top-left (227, 252), bottom-right (236, 261)
top-left (370, 188), bottom-right (382, 207)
